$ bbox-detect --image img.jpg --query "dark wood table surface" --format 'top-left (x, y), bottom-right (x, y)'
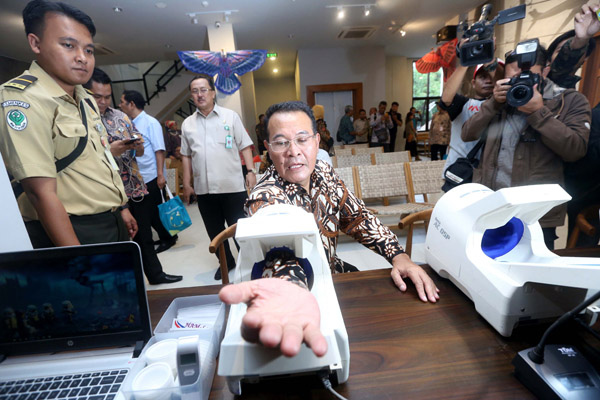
top-left (146, 260), bottom-right (598, 400)
top-left (147, 247), bottom-right (600, 399)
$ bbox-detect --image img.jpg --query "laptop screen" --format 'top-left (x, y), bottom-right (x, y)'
top-left (0, 242), bottom-right (152, 357)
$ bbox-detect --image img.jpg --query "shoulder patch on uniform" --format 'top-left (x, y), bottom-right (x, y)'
top-left (6, 109), bottom-right (28, 131)
top-left (4, 75), bottom-right (38, 91)
top-left (1, 100), bottom-right (30, 109)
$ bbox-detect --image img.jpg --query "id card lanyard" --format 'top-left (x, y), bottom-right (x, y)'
top-left (224, 122), bottom-right (233, 149)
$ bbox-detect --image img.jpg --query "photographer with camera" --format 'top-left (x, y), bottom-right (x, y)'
top-left (461, 39), bottom-right (590, 250)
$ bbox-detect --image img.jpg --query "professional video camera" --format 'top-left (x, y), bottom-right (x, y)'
top-left (506, 39), bottom-right (543, 108)
top-left (458, 3), bottom-right (526, 67)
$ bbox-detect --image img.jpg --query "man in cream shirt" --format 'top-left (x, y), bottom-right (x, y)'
top-left (181, 74), bottom-right (256, 280)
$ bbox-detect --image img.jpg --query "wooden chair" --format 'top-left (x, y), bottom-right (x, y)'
top-left (405, 160), bottom-right (446, 203)
top-left (354, 163), bottom-right (432, 227)
top-left (372, 151), bottom-right (411, 165)
top-left (165, 168), bottom-right (180, 196)
top-left (398, 209), bottom-right (433, 257)
top-left (567, 205), bottom-right (600, 248)
top-left (352, 146), bottom-right (384, 155)
top-left (335, 153), bottom-right (373, 168)
top-left (334, 148), bottom-right (354, 156)
top-left (344, 143), bottom-right (369, 151)
top-left (208, 223), bottom-right (237, 284)
top-left (334, 166), bottom-right (358, 194)
top-left (416, 132), bottom-right (430, 157)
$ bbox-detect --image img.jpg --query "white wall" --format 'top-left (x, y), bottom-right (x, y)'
top-left (297, 46), bottom-right (386, 108)
top-left (254, 77), bottom-right (298, 117)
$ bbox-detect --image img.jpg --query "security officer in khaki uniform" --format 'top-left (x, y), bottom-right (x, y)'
top-left (0, 0), bottom-right (135, 248)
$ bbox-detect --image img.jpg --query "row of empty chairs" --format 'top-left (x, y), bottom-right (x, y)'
top-left (334, 146), bottom-right (384, 157)
top-left (335, 160), bottom-right (446, 255)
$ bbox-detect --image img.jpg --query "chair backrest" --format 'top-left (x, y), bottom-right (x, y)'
top-left (334, 166), bottom-right (356, 194)
top-left (208, 223), bottom-right (237, 284)
top-left (373, 151), bottom-right (411, 165)
top-left (353, 146), bottom-right (384, 155)
top-left (334, 148), bottom-right (354, 156)
top-left (335, 153), bottom-right (373, 168)
top-left (355, 163), bottom-right (409, 199)
top-left (166, 168), bottom-right (179, 196)
top-left (405, 160), bottom-right (446, 199)
top-left (344, 143), bottom-right (369, 150)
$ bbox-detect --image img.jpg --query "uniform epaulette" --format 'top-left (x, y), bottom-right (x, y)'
top-left (4, 75), bottom-right (38, 91)
top-left (85, 88), bottom-right (94, 95)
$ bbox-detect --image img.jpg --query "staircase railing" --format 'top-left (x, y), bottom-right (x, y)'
top-left (175, 100), bottom-right (197, 119)
top-left (111, 60), bottom-right (186, 106)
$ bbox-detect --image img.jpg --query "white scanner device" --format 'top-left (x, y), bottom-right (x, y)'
top-left (218, 204), bottom-right (350, 395)
top-left (425, 183), bottom-right (600, 337)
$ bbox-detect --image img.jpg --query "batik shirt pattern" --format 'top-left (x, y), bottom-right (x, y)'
top-left (246, 160), bottom-right (404, 288)
top-left (101, 107), bottom-right (148, 199)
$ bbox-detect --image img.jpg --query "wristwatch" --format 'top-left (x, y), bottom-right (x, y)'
top-left (247, 169), bottom-right (255, 174)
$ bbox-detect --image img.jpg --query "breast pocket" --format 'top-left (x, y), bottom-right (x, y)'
top-left (53, 121), bottom-right (87, 160)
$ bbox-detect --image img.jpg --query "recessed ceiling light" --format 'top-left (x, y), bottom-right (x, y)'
top-left (337, 7), bottom-right (345, 19)
top-left (202, 1), bottom-right (209, 7)
top-left (400, 30), bottom-right (406, 37)
top-left (273, 68), bottom-right (279, 73)
top-left (364, 6), bottom-right (370, 16)
top-left (155, 2), bottom-right (167, 8)
top-left (113, 6), bottom-right (123, 12)
top-left (165, 44), bottom-right (172, 48)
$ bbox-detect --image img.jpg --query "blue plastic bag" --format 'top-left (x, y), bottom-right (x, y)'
top-left (158, 187), bottom-right (192, 236)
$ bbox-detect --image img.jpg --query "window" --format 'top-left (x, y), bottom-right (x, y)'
top-left (412, 63), bottom-right (443, 131)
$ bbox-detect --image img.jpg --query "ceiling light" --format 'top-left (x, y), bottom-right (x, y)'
top-left (288, 34), bottom-right (295, 39)
top-left (400, 30), bottom-right (406, 37)
top-left (391, 20), bottom-right (396, 25)
top-left (191, 17), bottom-right (199, 24)
top-left (273, 68), bottom-right (279, 73)
top-left (224, 11), bottom-right (231, 22)
top-left (165, 44), bottom-right (172, 48)
top-left (155, 2), bottom-right (167, 8)
top-left (270, 56), bottom-right (276, 61)
top-left (202, 1), bottom-right (209, 6)
top-left (364, 6), bottom-right (370, 16)
top-left (113, 6), bottom-right (123, 12)
top-left (337, 7), bottom-right (345, 19)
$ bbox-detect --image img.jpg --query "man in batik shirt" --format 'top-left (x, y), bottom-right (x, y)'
top-left (218, 101), bottom-right (439, 359)
top-left (85, 68), bottom-right (182, 285)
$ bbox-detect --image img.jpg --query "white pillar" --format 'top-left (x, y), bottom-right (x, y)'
top-left (0, 152), bottom-right (32, 252)
top-left (206, 23), bottom-right (243, 117)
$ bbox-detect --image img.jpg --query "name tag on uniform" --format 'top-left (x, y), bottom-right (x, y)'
top-left (225, 134), bottom-right (233, 149)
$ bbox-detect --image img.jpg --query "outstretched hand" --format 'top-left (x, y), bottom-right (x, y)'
top-left (391, 253), bottom-right (440, 303)
top-left (219, 278), bottom-right (328, 357)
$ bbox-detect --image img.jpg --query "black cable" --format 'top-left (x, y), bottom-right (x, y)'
top-left (529, 290), bottom-right (600, 364)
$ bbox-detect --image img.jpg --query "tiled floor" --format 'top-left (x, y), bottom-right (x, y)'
top-left (149, 194), bottom-right (569, 291)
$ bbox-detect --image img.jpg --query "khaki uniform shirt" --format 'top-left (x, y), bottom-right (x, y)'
top-left (181, 104), bottom-right (253, 195)
top-left (0, 62), bottom-right (126, 220)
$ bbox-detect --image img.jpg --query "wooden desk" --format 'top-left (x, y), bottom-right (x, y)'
top-left (148, 266), bottom-right (564, 399)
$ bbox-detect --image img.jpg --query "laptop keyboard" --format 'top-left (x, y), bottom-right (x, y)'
top-left (0, 369), bottom-right (128, 400)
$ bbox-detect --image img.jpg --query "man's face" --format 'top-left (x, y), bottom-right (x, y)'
top-left (119, 95), bottom-right (135, 117)
top-left (504, 62), bottom-right (543, 79)
top-left (346, 107), bottom-right (353, 115)
top-left (410, 107), bottom-right (416, 114)
top-left (267, 111), bottom-right (319, 191)
top-left (359, 110), bottom-right (366, 120)
top-left (29, 13), bottom-right (95, 94)
top-left (369, 107), bottom-right (376, 115)
top-left (378, 104), bottom-right (386, 114)
top-left (190, 78), bottom-right (216, 113)
top-left (89, 81), bottom-right (112, 114)
top-left (472, 71), bottom-right (494, 98)
top-left (391, 104), bottom-right (398, 112)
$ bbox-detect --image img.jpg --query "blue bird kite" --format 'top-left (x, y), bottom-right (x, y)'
top-left (177, 49), bottom-right (267, 94)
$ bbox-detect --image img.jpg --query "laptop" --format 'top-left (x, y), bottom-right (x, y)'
top-left (0, 242), bottom-right (152, 399)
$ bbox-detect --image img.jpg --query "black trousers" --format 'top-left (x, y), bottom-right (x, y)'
top-left (129, 194), bottom-right (165, 281)
top-left (197, 191), bottom-right (247, 267)
top-left (405, 140), bottom-right (418, 157)
top-left (145, 177), bottom-right (173, 242)
top-left (430, 144), bottom-right (448, 161)
top-left (388, 128), bottom-right (398, 153)
top-left (25, 210), bottom-right (128, 249)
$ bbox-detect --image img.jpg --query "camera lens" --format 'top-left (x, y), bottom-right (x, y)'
top-left (507, 84), bottom-right (532, 107)
top-left (471, 44), bottom-right (485, 56)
